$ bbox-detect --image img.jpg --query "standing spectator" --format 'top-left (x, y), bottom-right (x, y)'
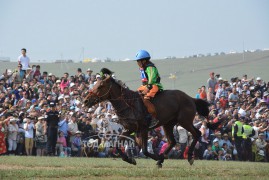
top-left (199, 86), bottom-right (207, 101)
top-left (7, 118), bottom-right (19, 155)
top-left (242, 118), bottom-right (255, 161)
top-left (195, 88), bottom-right (201, 99)
top-left (176, 125), bottom-right (188, 159)
top-left (24, 117), bottom-right (35, 156)
top-left (58, 114), bottom-right (69, 145)
top-left (199, 121), bottom-right (210, 159)
top-left (85, 68), bottom-right (93, 81)
top-left (35, 116), bottom-right (47, 156)
top-left (0, 117), bottom-right (9, 155)
top-left (228, 88), bottom-right (239, 106)
top-left (207, 72), bottom-right (217, 90)
top-left (45, 102), bottom-right (60, 156)
top-left (68, 113), bottom-right (78, 150)
top-left (232, 117), bottom-right (244, 161)
top-left (18, 48), bottom-right (30, 71)
top-left (207, 87), bottom-right (215, 104)
top-left (12, 64), bottom-right (25, 85)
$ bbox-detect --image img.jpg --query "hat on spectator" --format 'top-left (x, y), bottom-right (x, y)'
top-left (10, 118), bottom-right (18, 123)
top-left (87, 68), bottom-right (93, 72)
top-left (263, 92), bottom-right (269, 97)
top-left (56, 80), bottom-right (61, 83)
top-left (23, 118), bottom-right (30, 123)
top-left (112, 114), bottom-right (118, 119)
top-left (96, 74), bottom-right (101, 78)
top-left (77, 68), bottom-right (82, 72)
top-left (256, 77), bottom-right (261, 81)
top-left (75, 131), bottom-right (82, 134)
top-left (18, 88), bottom-right (23, 92)
top-left (48, 73), bottom-right (53, 76)
top-left (38, 116), bottom-right (45, 120)
top-left (31, 99), bottom-right (37, 103)
top-left (7, 69), bottom-right (12, 76)
top-left (213, 139), bottom-right (219, 143)
top-left (70, 83), bottom-right (75, 88)
top-left (49, 102), bottom-right (56, 107)
top-left (58, 96), bottom-right (64, 100)
top-left (223, 133), bottom-right (228, 137)
top-left (70, 106), bottom-right (75, 110)
top-left (218, 77), bottom-right (223, 81)
top-left (243, 84), bottom-right (249, 87)
top-left (64, 95), bottom-right (70, 99)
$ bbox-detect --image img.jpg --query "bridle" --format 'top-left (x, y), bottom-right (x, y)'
top-left (87, 82), bottom-right (112, 104)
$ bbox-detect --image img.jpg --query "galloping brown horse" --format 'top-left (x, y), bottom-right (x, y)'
top-left (84, 70), bottom-right (219, 167)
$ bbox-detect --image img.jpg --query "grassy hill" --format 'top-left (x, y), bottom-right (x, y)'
top-left (1, 51), bottom-right (269, 96)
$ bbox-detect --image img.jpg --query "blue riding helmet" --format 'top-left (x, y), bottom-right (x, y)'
top-left (135, 50), bottom-right (151, 61)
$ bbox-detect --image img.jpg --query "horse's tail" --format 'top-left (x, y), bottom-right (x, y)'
top-left (193, 98), bottom-right (221, 130)
top-left (193, 98), bottom-right (210, 117)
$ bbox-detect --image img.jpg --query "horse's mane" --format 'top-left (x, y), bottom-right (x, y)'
top-left (100, 68), bottom-right (114, 76)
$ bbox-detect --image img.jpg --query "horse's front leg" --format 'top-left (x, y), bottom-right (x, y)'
top-left (139, 130), bottom-right (164, 167)
top-left (115, 131), bottom-right (136, 165)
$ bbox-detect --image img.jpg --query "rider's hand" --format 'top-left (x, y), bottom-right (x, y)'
top-left (142, 87), bottom-right (149, 94)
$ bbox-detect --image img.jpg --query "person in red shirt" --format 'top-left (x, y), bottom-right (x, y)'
top-left (219, 95), bottom-right (228, 109)
top-left (199, 85), bottom-right (207, 100)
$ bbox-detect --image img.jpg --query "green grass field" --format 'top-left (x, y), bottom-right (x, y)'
top-left (0, 157), bottom-right (268, 180)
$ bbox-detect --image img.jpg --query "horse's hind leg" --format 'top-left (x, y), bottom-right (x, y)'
top-left (157, 123), bottom-right (177, 168)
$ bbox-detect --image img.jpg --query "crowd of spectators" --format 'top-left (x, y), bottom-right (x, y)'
top-left (0, 49), bottom-right (268, 163)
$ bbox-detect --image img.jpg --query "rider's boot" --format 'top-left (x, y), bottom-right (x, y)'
top-left (143, 98), bottom-right (159, 129)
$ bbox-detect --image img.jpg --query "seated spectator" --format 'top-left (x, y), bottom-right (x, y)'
top-left (72, 131), bottom-right (82, 157)
top-left (212, 139), bottom-right (222, 160)
top-left (56, 131), bottom-right (71, 157)
top-left (222, 143), bottom-right (232, 161)
top-left (97, 138), bottom-right (107, 158)
top-left (168, 144), bottom-right (182, 159)
top-left (203, 144), bottom-right (213, 160)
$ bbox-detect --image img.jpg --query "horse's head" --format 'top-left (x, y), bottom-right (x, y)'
top-left (84, 76), bottom-right (112, 107)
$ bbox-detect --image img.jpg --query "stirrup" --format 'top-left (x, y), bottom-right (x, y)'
top-left (149, 118), bottom-right (159, 129)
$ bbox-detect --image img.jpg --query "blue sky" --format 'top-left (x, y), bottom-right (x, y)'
top-left (0, 0), bottom-right (268, 61)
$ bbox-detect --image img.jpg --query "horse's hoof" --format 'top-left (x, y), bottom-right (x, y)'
top-left (188, 158), bottom-right (194, 165)
top-left (129, 158), bottom-right (137, 165)
top-left (156, 164), bottom-right (162, 168)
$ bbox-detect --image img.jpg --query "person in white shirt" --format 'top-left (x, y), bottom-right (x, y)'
top-left (24, 118), bottom-right (35, 155)
top-left (18, 48), bottom-right (30, 71)
top-left (8, 118), bottom-right (19, 155)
